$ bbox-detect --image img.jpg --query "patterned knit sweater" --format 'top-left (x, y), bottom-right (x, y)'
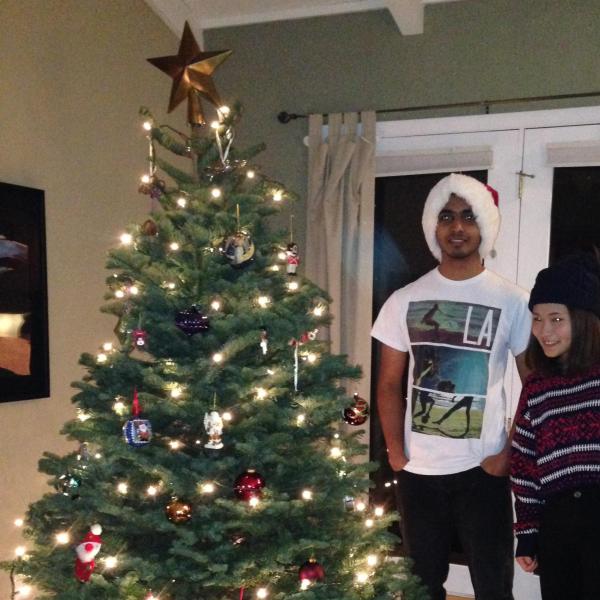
top-left (510, 364), bottom-right (600, 557)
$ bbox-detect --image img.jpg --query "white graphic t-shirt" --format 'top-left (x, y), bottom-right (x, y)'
top-left (372, 268), bottom-right (531, 475)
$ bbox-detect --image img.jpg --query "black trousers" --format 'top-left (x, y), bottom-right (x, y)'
top-left (538, 486), bottom-right (600, 600)
top-left (396, 467), bottom-right (514, 600)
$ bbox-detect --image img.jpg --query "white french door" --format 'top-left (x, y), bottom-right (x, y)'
top-left (367, 106), bottom-right (600, 600)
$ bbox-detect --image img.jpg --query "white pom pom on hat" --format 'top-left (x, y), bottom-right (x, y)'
top-left (421, 173), bottom-right (500, 262)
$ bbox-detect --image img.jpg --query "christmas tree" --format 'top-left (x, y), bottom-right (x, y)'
top-left (3, 25), bottom-right (427, 600)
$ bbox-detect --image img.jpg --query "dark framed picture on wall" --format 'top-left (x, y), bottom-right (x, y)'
top-left (0, 182), bottom-right (49, 401)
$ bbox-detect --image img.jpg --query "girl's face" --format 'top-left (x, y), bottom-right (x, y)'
top-left (531, 303), bottom-right (572, 361)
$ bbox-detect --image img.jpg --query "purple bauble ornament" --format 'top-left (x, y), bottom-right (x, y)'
top-left (175, 306), bottom-right (209, 336)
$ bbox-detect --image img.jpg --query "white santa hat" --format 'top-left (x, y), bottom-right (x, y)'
top-left (421, 173), bottom-right (500, 262)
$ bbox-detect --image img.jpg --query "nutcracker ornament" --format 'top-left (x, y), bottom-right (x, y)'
top-left (204, 410), bottom-right (224, 450)
top-left (286, 241), bottom-right (300, 275)
top-left (259, 327), bottom-right (268, 355)
top-left (74, 524), bottom-right (102, 583)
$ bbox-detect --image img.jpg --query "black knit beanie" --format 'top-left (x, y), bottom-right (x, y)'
top-left (529, 253), bottom-right (600, 317)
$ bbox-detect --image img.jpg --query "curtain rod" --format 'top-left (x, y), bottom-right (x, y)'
top-left (277, 90), bottom-right (600, 123)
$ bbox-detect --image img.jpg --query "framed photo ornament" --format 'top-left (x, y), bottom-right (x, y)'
top-left (0, 182), bottom-right (49, 402)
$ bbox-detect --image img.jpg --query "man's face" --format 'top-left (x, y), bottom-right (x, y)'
top-left (435, 194), bottom-right (481, 260)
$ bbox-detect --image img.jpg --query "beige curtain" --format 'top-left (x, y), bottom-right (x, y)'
top-left (306, 112), bottom-right (376, 362)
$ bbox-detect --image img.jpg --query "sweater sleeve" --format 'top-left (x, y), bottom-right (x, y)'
top-left (510, 387), bottom-right (543, 558)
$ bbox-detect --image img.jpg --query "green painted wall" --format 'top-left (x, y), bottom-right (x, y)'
top-left (205, 0), bottom-right (600, 249)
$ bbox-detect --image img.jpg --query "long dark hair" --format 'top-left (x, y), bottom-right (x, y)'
top-left (525, 308), bottom-right (600, 377)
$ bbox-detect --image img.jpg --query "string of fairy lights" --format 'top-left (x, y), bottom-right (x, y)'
top-left (8, 110), bottom-right (386, 600)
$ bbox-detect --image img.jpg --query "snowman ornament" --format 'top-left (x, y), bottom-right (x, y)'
top-left (74, 524), bottom-right (102, 583)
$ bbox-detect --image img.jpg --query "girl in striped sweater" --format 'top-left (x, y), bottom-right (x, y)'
top-left (510, 253), bottom-right (600, 600)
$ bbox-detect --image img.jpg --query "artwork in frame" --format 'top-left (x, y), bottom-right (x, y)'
top-left (0, 182), bottom-right (49, 401)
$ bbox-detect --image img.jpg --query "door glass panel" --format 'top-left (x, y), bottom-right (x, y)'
top-left (550, 166), bottom-right (600, 263)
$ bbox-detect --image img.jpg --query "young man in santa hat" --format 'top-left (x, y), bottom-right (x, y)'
top-left (372, 173), bottom-right (531, 600)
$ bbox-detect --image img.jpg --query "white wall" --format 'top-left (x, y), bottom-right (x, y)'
top-left (0, 1), bottom-right (178, 595)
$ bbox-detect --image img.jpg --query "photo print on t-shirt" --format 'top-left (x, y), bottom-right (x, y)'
top-left (407, 300), bottom-right (501, 439)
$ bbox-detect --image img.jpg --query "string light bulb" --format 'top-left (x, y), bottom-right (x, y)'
top-left (55, 531), bottom-right (70, 545)
top-left (296, 414), bottom-right (306, 425)
top-left (212, 352), bottom-right (224, 364)
top-left (102, 342), bottom-right (113, 352)
top-left (249, 497), bottom-right (260, 508)
top-left (246, 169), bottom-right (256, 179)
top-left (222, 411), bottom-right (232, 422)
top-left (256, 587), bottom-right (268, 598)
top-left (104, 556), bottom-right (118, 569)
top-left (169, 242), bottom-right (180, 251)
top-left (364, 518), bottom-right (374, 528)
top-left (218, 105), bottom-right (230, 117)
top-left (115, 289), bottom-right (125, 299)
top-left (113, 399), bottom-right (126, 415)
top-left (211, 188), bottom-right (222, 199)
top-left (129, 285), bottom-right (139, 295)
top-left (170, 387), bottom-right (183, 399)
top-left (355, 501), bottom-right (367, 512)
top-left (306, 353), bottom-right (318, 363)
top-left (147, 485), bottom-right (158, 496)
top-left (330, 447), bottom-right (343, 459)
top-left (15, 546), bottom-right (26, 558)
top-left (287, 281), bottom-right (299, 291)
top-left (97, 353), bottom-right (108, 364)
top-left (256, 295), bottom-right (271, 308)
top-left (200, 482), bottom-right (215, 494)
top-left (177, 197), bottom-right (187, 208)
top-left (143, 121), bottom-right (152, 131)
top-left (211, 300), bottom-right (221, 311)
top-left (210, 120), bottom-right (221, 130)
top-left (367, 554), bottom-right (378, 567)
top-left (301, 489), bottom-right (313, 500)
top-left (14, 518), bottom-right (24, 527)
top-left (255, 387), bottom-right (268, 400)
top-left (140, 174), bottom-right (151, 184)
top-left (355, 571), bottom-right (369, 584)
top-left (168, 441), bottom-right (182, 451)
top-left (120, 233), bottom-right (133, 246)
top-left (272, 190), bottom-right (283, 202)
top-left (117, 482), bottom-right (128, 495)
top-left (374, 506), bottom-right (385, 517)
top-left (15, 583), bottom-right (32, 598)
top-left (313, 305), bottom-right (325, 317)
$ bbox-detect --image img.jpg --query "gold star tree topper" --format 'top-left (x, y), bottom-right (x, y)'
top-left (148, 22), bottom-right (232, 125)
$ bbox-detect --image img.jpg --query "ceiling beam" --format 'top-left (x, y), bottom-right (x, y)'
top-left (384, 0), bottom-right (425, 35)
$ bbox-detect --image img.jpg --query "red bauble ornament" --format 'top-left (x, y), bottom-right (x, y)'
top-left (233, 469), bottom-right (265, 501)
top-left (343, 393), bottom-right (369, 426)
top-left (298, 558), bottom-right (325, 584)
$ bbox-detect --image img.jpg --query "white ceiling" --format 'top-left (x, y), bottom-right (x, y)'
top-left (145, 0), bottom-right (463, 42)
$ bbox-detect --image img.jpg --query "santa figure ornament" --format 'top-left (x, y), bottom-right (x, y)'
top-left (74, 524), bottom-right (102, 583)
